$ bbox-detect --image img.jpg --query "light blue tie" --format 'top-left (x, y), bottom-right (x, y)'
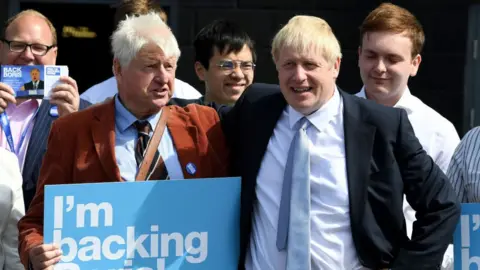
top-left (277, 117), bottom-right (311, 270)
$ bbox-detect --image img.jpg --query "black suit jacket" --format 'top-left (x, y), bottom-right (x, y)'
top-left (220, 83), bottom-right (460, 270)
top-left (23, 80), bottom-right (44, 90)
top-left (23, 98), bottom-right (91, 210)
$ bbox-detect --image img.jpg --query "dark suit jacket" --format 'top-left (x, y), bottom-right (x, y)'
top-left (23, 98), bottom-right (91, 210)
top-left (18, 99), bottom-right (230, 268)
top-left (220, 83), bottom-right (460, 270)
top-left (23, 80), bottom-right (44, 90)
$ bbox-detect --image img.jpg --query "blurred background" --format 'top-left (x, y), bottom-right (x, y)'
top-left (1, 0), bottom-right (478, 136)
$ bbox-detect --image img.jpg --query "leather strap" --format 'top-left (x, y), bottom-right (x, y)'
top-left (149, 156), bottom-right (169, 180)
top-left (135, 108), bottom-right (170, 181)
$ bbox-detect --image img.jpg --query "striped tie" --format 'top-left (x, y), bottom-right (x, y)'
top-left (133, 120), bottom-right (169, 180)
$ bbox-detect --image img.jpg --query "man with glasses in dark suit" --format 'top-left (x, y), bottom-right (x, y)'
top-left (0, 9), bottom-right (90, 211)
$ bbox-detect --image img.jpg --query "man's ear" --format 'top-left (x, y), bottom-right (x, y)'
top-left (194, 61), bottom-right (207, 81)
top-left (113, 59), bottom-right (122, 78)
top-left (0, 43), bottom-right (3, 64)
top-left (332, 57), bottom-right (341, 79)
top-left (410, 54), bottom-right (422, 77)
top-left (357, 46), bottom-right (363, 68)
top-left (51, 46), bottom-right (58, 58)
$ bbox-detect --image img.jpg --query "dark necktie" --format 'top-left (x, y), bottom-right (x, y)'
top-left (133, 120), bottom-right (169, 180)
top-left (134, 121), bottom-right (151, 166)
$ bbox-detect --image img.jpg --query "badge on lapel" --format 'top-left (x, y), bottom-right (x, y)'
top-left (49, 106), bottom-right (59, 117)
top-left (186, 162), bottom-right (197, 175)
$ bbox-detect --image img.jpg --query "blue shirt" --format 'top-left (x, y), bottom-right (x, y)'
top-left (114, 95), bottom-right (184, 181)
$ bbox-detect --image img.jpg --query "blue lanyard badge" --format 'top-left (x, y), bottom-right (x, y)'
top-left (0, 108), bottom-right (39, 155)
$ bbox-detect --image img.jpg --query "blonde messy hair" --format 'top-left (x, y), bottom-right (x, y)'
top-left (271, 15), bottom-right (342, 65)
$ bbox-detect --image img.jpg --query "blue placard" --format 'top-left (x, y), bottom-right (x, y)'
top-left (454, 203), bottom-right (480, 269)
top-left (43, 177), bottom-right (241, 270)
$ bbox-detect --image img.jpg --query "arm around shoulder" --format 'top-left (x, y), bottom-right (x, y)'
top-left (193, 104), bottom-right (231, 177)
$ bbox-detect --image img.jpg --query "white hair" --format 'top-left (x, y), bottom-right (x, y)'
top-left (111, 12), bottom-right (181, 67)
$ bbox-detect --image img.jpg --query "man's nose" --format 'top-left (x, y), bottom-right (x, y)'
top-left (293, 65), bottom-right (308, 81)
top-left (374, 59), bottom-right (387, 73)
top-left (20, 46), bottom-right (36, 61)
top-left (230, 65), bottom-right (245, 79)
top-left (153, 66), bottom-right (170, 84)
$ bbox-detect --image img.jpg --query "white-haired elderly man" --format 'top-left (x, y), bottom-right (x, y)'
top-left (18, 12), bottom-right (230, 269)
top-left (220, 15), bottom-right (460, 269)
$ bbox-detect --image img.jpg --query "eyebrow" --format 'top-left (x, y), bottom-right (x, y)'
top-left (363, 49), bottom-right (377, 55)
top-left (363, 49), bottom-right (403, 58)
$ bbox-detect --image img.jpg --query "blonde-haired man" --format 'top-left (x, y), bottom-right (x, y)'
top-left (18, 12), bottom-right (229, 269)
top-left (220, 15), bottom-right (459, 269)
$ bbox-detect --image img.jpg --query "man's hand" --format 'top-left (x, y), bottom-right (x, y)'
top-left (0, 82), bottom-right (16, 113)
top-left (29, 243), bottom-right (62, 270)
top-left (49, 76), bottom-right (79, 117)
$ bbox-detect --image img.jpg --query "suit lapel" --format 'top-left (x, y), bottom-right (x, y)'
top-left (22, 100), bottom-right (54, 189)
top-left (245, 92), bottom-right (287, 207)
top-left (167, 114), bottom-right (202, 179)
top-left (341, 92), bottom-right (376, 230)
top-left (91, 99), bottom-right (122, 182)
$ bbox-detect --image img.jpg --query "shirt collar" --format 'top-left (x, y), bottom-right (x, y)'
top-left (114, 94), bottom-right (161, 132)
top-left (5, 98), bottom-right (40, 114)
top-left (358, 86), bottom-right (414, 114)
top-left (288, 87), bottom-right (341, 132)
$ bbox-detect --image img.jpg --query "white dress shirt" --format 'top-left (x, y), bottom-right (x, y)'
top-left (0, 148), bottom-right (25, 270)
top-left (246, 89), bottom-right (366, 270)
top-left (80, 76), bottom-right (202, 104)
top-left (356, 87), bottom-right (460, 269)
top-left (356, 87), bottom-right (459, 173)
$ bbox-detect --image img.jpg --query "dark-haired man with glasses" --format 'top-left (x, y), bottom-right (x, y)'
top-left (0, 9), bottom-right (89, 211)
top-left (194, 19), bottom-right (256, 105)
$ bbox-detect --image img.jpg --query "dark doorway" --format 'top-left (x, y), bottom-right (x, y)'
top-left (19, 2), bottom-right (116, 94)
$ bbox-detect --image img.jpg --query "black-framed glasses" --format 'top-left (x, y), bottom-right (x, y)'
top-left (1, 39), bottom-right (56, 56)
top-left (216, 60), bottom-right (256, 73)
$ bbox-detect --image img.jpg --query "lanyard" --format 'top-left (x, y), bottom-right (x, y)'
top-left (0, 107), bottom-right (40, 155)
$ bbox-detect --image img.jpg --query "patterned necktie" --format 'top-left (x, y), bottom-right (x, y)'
top-left (134, 120), bottom-right (151, 166)
top-left (276, 117), bottom-right (311, 270)
top-left (133, 120), bottom-right (169, 180)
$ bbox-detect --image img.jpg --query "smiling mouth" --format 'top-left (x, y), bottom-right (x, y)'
top-left (153, 88), bottom-right (168, 92)
top-left (291, 87), bottom-right (312, 93)
top-left (371, 77), bottom-right (390, 81)
top-left (225, 83), bottom-right (246, 88)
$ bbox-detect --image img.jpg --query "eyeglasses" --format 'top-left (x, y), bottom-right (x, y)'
top-left (1, 39), bottom-right (56, 56)
top-left (216, 60), bottom-right (256, 73)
